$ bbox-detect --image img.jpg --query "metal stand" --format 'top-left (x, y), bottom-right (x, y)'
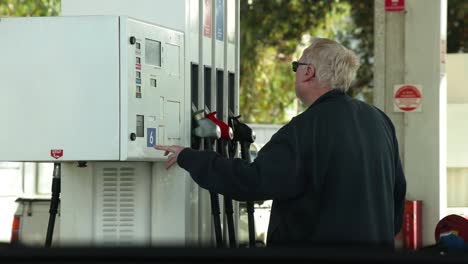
top-left (45, 163), bottom-right (61, 247)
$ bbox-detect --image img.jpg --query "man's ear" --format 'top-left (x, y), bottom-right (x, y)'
top-left (305, 65), bottom-right (315, 81)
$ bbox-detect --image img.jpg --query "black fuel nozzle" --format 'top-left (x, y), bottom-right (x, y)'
top-left (228, 115), bottom-right (258, 247)
top-left (229, 115), bottom-right (256, 160)
top-left (227, 116), bottom-right (238, 158)
top-left (230, 115), bottom-right (256, 144)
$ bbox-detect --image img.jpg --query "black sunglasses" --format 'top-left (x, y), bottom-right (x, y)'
top-left (292, 61), bottom-right (312, 72)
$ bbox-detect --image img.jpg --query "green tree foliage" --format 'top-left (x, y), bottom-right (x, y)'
top-left (1, 0), bottom-right (464, 123)
top-left (447, 0), bottom-right (467, 53)
top-left (0, 0), bottom-right (60, 16)
top-left (240, 0), bottom-right (465, 124)
top-left (336, 1), bottom-right (374, 100)
top-left (240, 0), bottom-right (374, 124)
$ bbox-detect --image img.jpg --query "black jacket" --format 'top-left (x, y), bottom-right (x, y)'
top-left (178, 89), bottom-right (406, 247)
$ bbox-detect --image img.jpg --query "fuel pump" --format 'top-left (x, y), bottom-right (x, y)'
top-left (229, 115), bottom-right (257, 248)
top-left (206, 112), bottom-right (237, 248)
top-left (192, 110), bottom-right (224, 247)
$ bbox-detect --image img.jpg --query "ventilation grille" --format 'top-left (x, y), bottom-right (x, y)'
top-left (100, 166), bottom-right (136, 245)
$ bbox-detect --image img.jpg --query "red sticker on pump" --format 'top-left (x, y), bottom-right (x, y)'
top-left (394, 85), bottom-right (422, 112)
top-left (50, 149), bottom-right (63, 159)
top-left (385, 0), bottom-right (405, 12)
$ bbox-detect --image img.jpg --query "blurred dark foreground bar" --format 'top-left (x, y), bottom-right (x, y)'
top-left (1, 243), bottom-right (467, 263)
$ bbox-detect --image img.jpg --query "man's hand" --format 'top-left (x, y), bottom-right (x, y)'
top-left (154, 145), bottom-right (185, 169)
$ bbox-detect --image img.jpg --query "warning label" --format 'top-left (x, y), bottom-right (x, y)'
top-left (385, 0), bottom-right (405, 12)
top-left (50, 149), bottom-right (64, 159)
top-left (394, 85), bottom-right (422, 112)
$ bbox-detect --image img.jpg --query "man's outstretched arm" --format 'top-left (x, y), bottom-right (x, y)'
top-left (156, 124), bottom-right (305, 201)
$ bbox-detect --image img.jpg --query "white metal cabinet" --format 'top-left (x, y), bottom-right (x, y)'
top-left (0, 16), bottom-right (185, 162)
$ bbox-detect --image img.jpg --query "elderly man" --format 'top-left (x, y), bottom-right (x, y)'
top-left (155, 38), bottom-right (406, 248)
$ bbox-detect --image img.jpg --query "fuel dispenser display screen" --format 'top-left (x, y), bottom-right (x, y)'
top-left (145, 38), bottom-right (161, 67)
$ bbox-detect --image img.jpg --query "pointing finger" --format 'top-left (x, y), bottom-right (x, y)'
top-left (166, 155), bottom-right (178, 170)
top-left (155, 145), bottom-right (169, 151)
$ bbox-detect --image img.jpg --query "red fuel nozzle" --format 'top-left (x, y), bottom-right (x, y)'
top-left (206, 112), bottom-right (234, 140)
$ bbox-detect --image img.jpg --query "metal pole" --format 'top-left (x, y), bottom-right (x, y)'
top-left (45, 163), bottom-right (61, 247)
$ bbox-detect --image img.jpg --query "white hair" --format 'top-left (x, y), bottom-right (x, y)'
top-left (301, 38), bottom-right (360, 91)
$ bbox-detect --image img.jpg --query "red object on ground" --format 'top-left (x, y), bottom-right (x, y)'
top-left (206, 112), bottom-right (233, 140)
top-left (403, 200), bottom-right (423, 250)
top-left (435, 214), bottom-right (468, 242)
top-left (10, 216), bottom-right (20, 243)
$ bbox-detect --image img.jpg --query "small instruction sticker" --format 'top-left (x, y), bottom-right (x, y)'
top-left (394, 84), bottom-right (422, 112)
top-left (147, 128), bottom-right (156, 147)
top-left (50, 149), bottom-right (63, 159)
